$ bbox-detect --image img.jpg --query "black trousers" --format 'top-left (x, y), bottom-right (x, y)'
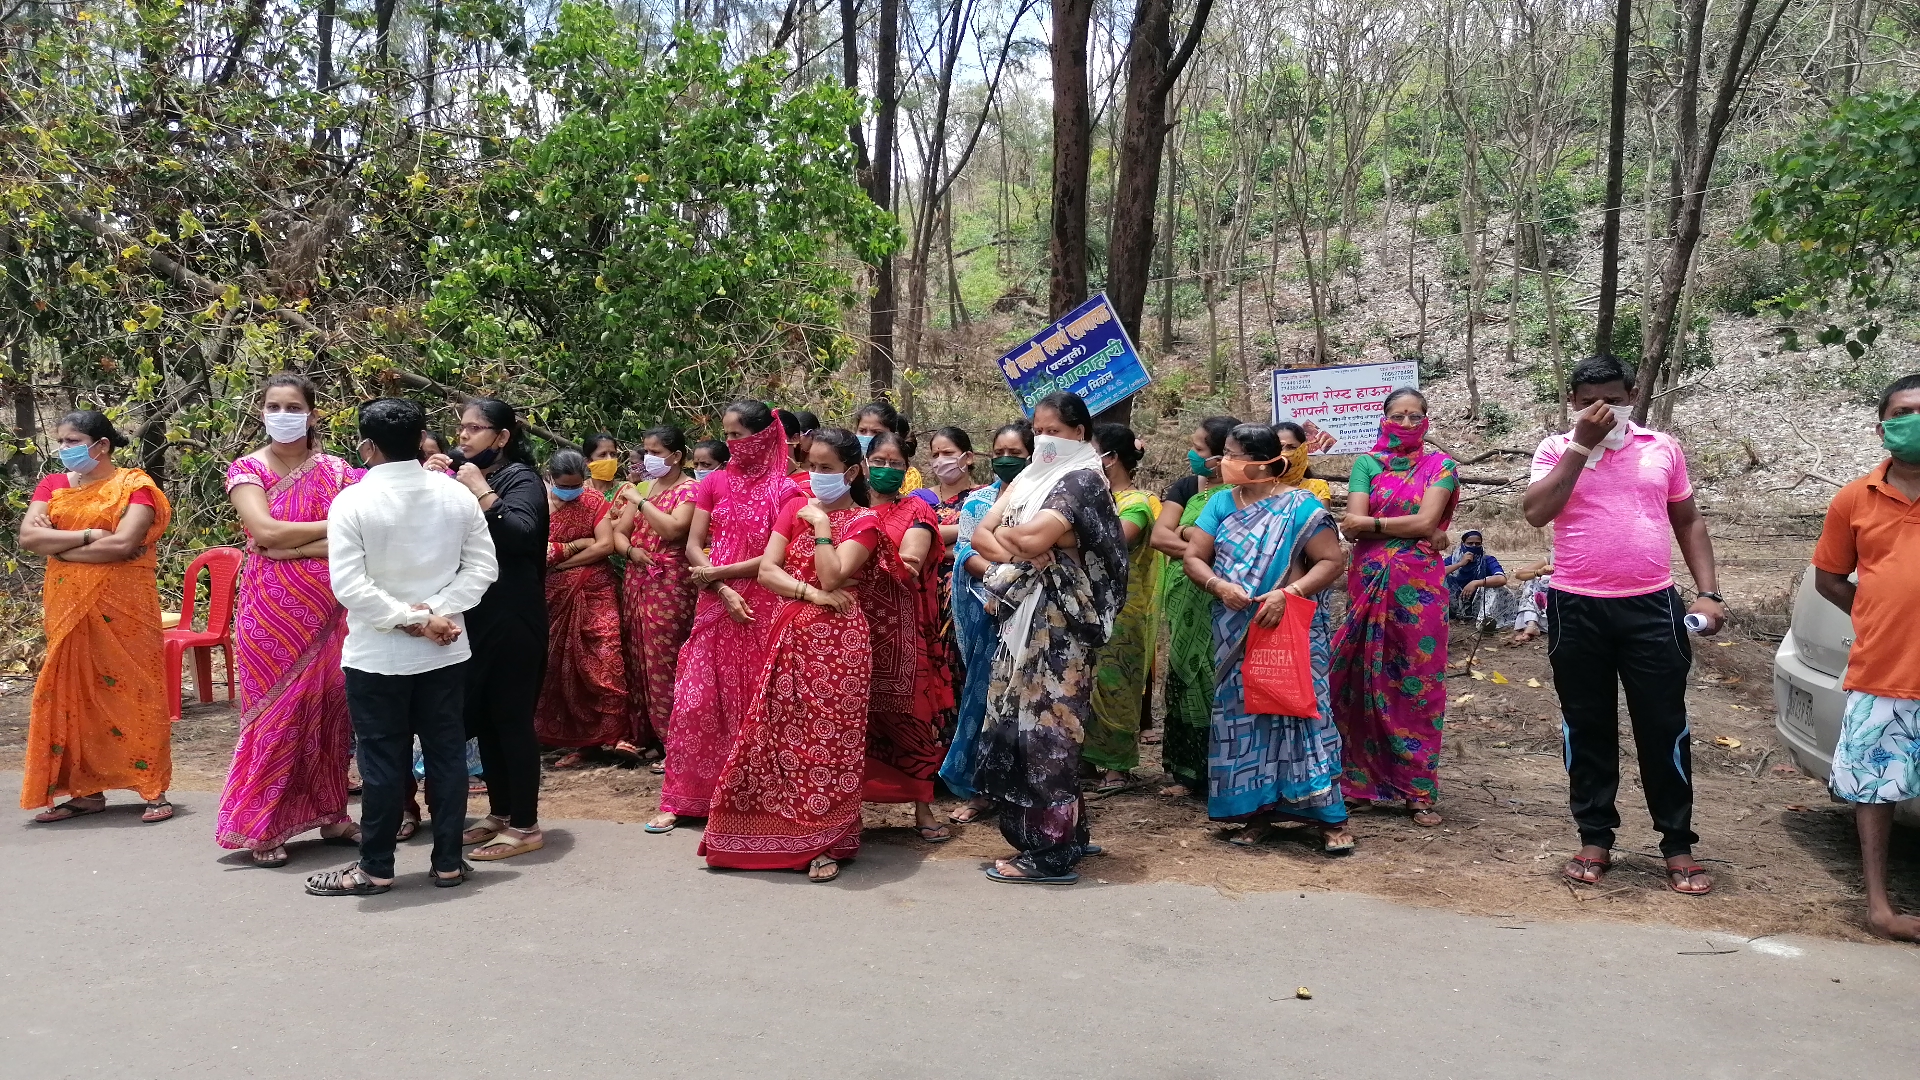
top-left (1546, 587), bottom-right (1699, 857)
top-left (345, 663), bottom-right (470, 877)
top-left (465, 622), bottom-right (546, 830)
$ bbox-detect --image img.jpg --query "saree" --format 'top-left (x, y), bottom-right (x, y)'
top-left (928, 485), bottom-right (975, 743)
top-left (533, 488), bottom-right (629, 748)
top-left (1331, 450), bottom-right (1458, 803)
top-left (700, 505), bottom-right (880, 869)
top-left (661, 421), bottom-right (795, 817)
top-left (22, 468), bottom-right (173, 808)
top-left (215, 454), bottom-right (358, 849)
top-left (861, 496), bottom-right (949, 804)
top-left (976, 465), bottom-right (1127, 878)
top-left (1199, 487), bottom-right (1343, 824)
top-left (1158, 490), bottom-right (1216, 788)
top-left (1086, 488), bottom-right (1160, 774)
top-left (621, 477), bottom-right (698, 749)
top-left (937, 481), bottom-right (1000, 799)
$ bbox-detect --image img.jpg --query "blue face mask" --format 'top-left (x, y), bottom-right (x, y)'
top-left (694, 467), bottom-right (716, 481)
top-left (856, 433), bottom-right (875, 455)
top-left (1187, 449), bottom-right (1212, 477)
top-left (809, 470), bottom-right (851, 503)
top-left (551, 483), bottom-right (585, 502)
top-left (60, 441), bottom-right (100, 473)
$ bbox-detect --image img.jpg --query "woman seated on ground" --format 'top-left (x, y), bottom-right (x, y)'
top-left (1182, 423), bottom-right (1352, 854)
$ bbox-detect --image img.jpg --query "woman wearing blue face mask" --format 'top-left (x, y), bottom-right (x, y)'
top-left (533, 450), bottom-right (629, 768)
top-left (1147, 414), bottom-right (1240, 795)
top-left (854, 401), bottom-right (925, 494)
top-left (19, 411), bottom-right (174, 826)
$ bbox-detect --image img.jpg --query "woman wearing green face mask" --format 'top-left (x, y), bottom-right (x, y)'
top-left (860, 431), bottom-right (952, 842)
top-left (939, 421), bottom-right (1033, 822)
top-left (1147, 414), bottom-right (1241, 795)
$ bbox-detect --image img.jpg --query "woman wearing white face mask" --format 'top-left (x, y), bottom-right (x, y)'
top-left (968, 392), bottom-right (1128, 885)
top-left (213, 373), bottom-right (364, 863)
top-left (612, 426), bottom-right (699, 765)
top-left (533, 450), bottom-right (628, 768)
top-left (19, 410), bottom-right (173, 826)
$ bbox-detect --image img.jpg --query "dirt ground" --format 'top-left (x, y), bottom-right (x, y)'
top-left (3, 538), bottom-right (1915, 946)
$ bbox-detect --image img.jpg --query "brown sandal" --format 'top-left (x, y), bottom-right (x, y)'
top-left (1667, 861), bottom-right (1714, 895)
top-left (1563, 854), bottom-right (1611, 885)
top-left (33, 797), bottom-right (106, 823)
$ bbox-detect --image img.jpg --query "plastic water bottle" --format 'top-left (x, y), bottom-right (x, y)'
top-left (1683, 612), bottom-right (1711, 634)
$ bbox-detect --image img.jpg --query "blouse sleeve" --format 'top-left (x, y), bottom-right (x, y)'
top-left (224, 458), bottom-right (265, 492)
top-left (1192, 487), bottom-right (1238, 537)
top-left (1431, 457), bottom-right (1459, 493)
top-left (842, 513), bottom-right (882, 552)
top-left (771, 500), bottom-right (801, 541)
top-left (1347, 455), bottom-right (1383, 496)
top-left (1115, 492), bottom-right (1156, 532)
top-left (31, 474), bottom-right (68, 502)
top-left (691, 470), bottom-right (721, 512)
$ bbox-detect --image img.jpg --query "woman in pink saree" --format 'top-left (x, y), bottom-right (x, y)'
top-left (216, 374), bottom-right (361, 866)
top-left (646, 400), bottom-right (796, 833)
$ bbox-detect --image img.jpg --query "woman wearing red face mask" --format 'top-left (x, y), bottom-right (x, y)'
top-left (1329, 388), bottom-right (1459, 828)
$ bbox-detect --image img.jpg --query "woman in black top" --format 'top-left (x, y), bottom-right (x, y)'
top-left (445, 398), bottom-right (550, 860)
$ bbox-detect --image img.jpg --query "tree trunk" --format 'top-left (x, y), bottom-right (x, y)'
top-left (1158, 143), bottom-right (1178, 349)
top-left (1047, 0), bottom-right (1095, 318)
top-left (1595, 0), bottom-right (1631, 351)
top-left (857, 0), bottom-right (901, 399)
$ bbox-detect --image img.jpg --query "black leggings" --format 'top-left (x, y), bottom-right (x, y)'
top-left (465, 623), bottom-right (546, 830)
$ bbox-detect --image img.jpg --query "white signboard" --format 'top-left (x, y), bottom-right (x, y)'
top-left (1270, 360), bottom-right (1420, 455)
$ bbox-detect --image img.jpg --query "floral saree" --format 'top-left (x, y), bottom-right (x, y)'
top-left (533, 488), bottom-right (629, 748)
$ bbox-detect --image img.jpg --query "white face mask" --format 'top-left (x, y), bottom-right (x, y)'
top-left (262, 410), bottom-right (310, 444)
top-left (643, 453), bottom-right (670, 479)
top-left (1600, 404), bottom-right (1634, 449)
top-left (809, 470), bottom-right (852, 503)
top-left (694, 467), bottom-right (716, 481)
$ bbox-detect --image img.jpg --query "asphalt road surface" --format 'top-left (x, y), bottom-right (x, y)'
top-left (3, 782), bottom-right (1915, 1079)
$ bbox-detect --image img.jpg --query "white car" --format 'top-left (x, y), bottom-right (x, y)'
top-left (1772, 567), bottom-right (1920, 826)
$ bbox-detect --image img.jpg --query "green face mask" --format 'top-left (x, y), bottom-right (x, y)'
top-left (1882, 412), bottom-right (1920, 464)
top-left (867, 465), bottom-right (907, 494)
top-left (991, 456), bottom-right (1027, 485)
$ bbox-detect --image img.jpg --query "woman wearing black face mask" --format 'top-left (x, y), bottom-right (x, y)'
top-left (446, 398), bottom-right (550, 861)
top-left (938, 421), bottom-right (1032, 823)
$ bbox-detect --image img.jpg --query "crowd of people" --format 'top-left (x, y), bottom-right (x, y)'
top-left (14, 358), bottom-right (1920, 937)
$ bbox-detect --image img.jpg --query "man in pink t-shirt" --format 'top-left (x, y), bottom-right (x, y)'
top-left (1523, 355), bottom-right (1726, 897)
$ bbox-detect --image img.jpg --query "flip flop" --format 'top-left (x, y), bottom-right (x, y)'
top-left (642, 818), bottom-right (676, 835)
top-left (985, 867), bottom-right (1079, 886)
top-left (321, 829), bottom-right (361, 847)
top-left (469, 830), bottom-right (543, 861)
top-left (1078, 843), bottom-right (1105, 857)
top-left (32, 798), bottom-right (106, 823)
top-left (395, 815), bottom-right (420, 842)
top-left (1667, 861), bottom-right (1714, 895)
top-left (251, 846), bottom-right (291, 868)
top-left (1563, 855), bottom-right (1611, 885)
top-left (948, 804), bottom-right (992, 825)
top-left (916, 825), bottom-right (953, 843)
top-left (140, 800), bottom-right (174, 823)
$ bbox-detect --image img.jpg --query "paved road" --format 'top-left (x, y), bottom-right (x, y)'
top-left (2, 783), bottom-right (1915, 1079)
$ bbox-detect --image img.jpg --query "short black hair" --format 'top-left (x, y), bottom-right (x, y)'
top-left (358, 398), bottom-right (426, 462)
top-left (642, 425), bottom-right (686, 455)
top-left (1273, 421), bottom-right (1308, 445)
top-left (929, 426), bottom-right (973, 454)
top-left (724, 399), bottom-right (775, 434)
top-left (583, 432), bottom-right (620, 458)
top-left (1569, 354), bottom-right (1636, 394)
top-left (1034, 391), bottom-right (1093, 438)
top-left (1198, 414), bottom-right (1240, 457)
top-left (57, 409), bottom-right (130, 449)
top-left (778, 408), bottom-right (820, 437)
top-left (991, 420), bottom-right (1035, 455)
top-left (1228, 422), bottom-right (1283, 468)
top-left (1876, 373), bottom-right (1920, 419)
top-left (1093, 422), bottom-right (1142, 474)
top-left (1383, 387), bottom-right (1429, 413)
top-left (692, 438), bottom-right (729, 466)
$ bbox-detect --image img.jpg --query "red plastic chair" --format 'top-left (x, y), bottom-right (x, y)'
top-left (164, 547), bottom-right (243, 721)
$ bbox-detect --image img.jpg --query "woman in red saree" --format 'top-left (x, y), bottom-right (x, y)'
top-left (533, 450), bottom-right (630, 759)
top-left (702, 429), bottom-right (881, 882)
top-left (861, 432), bottom-right (952, 842)
top-left (612, 426), bottom-right (698, 765)
top-left (647, 401), bottom-right (796, 833)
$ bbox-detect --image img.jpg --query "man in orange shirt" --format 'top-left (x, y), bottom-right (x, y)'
top-left (1812, 372), bottom-right (1920, 942)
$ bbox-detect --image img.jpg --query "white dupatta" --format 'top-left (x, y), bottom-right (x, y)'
top-left (994, 436), bottom-right (1107, 665)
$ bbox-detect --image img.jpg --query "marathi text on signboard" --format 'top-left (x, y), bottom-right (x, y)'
top-left (1269, 360), bottom-right (1419, 455)
top-left (993, 292), bottom-right (1152, 417)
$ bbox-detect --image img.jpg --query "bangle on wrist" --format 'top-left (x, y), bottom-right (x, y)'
top-left (1567, 441), bottom-right (1594, 456)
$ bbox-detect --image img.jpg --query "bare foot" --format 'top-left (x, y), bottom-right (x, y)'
top-left (1157, 783), bottom-right (1191, 797)
top-left (1866, 908), bottom-right (1920, 942)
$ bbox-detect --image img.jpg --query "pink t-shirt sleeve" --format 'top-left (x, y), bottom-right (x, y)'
top-left (1663, 437), bottom-right (1694, 502)
top-left (1529, 435), bottom-right (1564, 483)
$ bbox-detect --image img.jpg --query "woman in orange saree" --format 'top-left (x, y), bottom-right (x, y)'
top-left (18, 411), bottom-right (174, 823)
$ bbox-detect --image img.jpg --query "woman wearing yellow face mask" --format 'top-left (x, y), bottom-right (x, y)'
top-left (583, 433), bottom-right (627, 499)
top-left (1272, 422), bottom-right (1333, 507)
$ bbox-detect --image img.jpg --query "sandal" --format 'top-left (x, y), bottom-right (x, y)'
top-left (808, 855), bottom-right (841, 883)
top-left (252, 845), bottom-right (291, 868)
top-left (608, 742), bottom-right (643, 766)
top-left (1321, 828), bottom-right (1356, 856)
top-left (985, 864), bottom-right (1078, 886)
top-left (916, 824), bottom-right (953, 843)
top-left (141, 799), bottom-right (174, 823)
top-left (948, 802), bottom-right (992, 825)
top-left (32, 797), bottom-right (107, 823)
top-left (304, 864), bottom-right (391, 897)
top-left (1563, 853), bottom-right (1611, 885)
top-left (1224, 822), bottom-right (1272, 848)
top-left (395, 813), bottom-right (420, 842)
top-left (320, 824), bottom-right (362, 847)
top-left (1667, 860), bottom-right (1714, 896)
top-left (1408, 802), bottom-right (1442, 828)
top-left (642, 813), bottom-right (677, 834)
top-left (432, 862), bottom-right (474, 889)
top-left (469, 827), bottom-right (543, 861)
top-left (461, 815), bottom-right (506, 847)
top-left (551, 751), bottom-right (591, 770)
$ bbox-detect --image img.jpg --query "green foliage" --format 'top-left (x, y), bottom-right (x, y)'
top-left (1743, 91), bottom-right (1920, 357)
top-left (1480, 400), bottom-right (1518, 438)
top-left (423, 9), bottom-right (898, 435)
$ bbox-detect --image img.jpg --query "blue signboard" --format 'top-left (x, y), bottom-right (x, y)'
top-left (992, 292), bottom-right (1152, 416)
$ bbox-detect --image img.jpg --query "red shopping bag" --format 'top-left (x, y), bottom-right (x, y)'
top-left (1241, 592), bottom-right (1319, 717)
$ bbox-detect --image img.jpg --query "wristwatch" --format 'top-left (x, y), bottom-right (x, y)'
top-left (1697, 591), bottom-right (1725, 604)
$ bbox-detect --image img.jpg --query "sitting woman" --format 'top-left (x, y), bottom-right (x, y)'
top-left (1182, 423), bottom-right (1350, 853)
top-left (700, 429), bottom-right (882, 882)
top-left (533, 450), bottom-right (630, 763)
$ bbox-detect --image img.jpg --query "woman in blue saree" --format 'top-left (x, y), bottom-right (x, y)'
top-left (1181, 424), bottom-right (1352, 853)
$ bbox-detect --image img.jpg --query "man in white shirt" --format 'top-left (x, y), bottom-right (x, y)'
top-left (305, 398), bottom-right (498, 897)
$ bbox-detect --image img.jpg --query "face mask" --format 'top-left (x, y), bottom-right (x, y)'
top-left (1600, 404), bottom-right (1634, 450)
top-left (856, 433), bottom-right (875, 455)
top-left (810, 470), bottom-right (851, 502)
top-left (262, 411), bottom-right (310, 444)
top-left (1188, 449), bottom-right (1214, 477)
top-left (868, 465), bottom-right (906, 494)
top-left (991, 456), bottom-right (1027, 485)
top-left (551, 483), bottom-right (584, 502)
top-left (931, 455), bottom-right (970, 484)
top-left (588, 457), bottom-right (622, 482)
top-left (1032, 434), bottom-right (1079, 461)
top-left (1881, 412), bottom-right (1920, 465)
top-left (1220, 455), bottom-right (1282, 486)
top-left (694, 467), bottom-right (717, 481)
top-left (640, 454), bottom-right (671, 479)
top-left (59, 441), bottom-right (100, 473)
top-left (1276, 446), bottom-right (1310, 487)
top-left (1375, 416), bottom-right (1429, 456)
top-left (467, 446), bottom-right (499, 470)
